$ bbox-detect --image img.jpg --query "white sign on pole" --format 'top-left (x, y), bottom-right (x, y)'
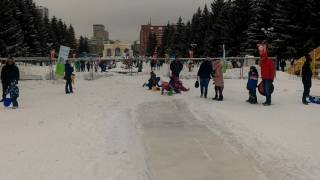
top-left (57, 46), bottom-right (70, 63)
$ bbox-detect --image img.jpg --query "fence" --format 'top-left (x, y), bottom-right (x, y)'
top-left (138, 57), bottom-right (277, 80)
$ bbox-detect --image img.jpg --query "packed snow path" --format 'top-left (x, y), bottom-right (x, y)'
top-left (138, 99), bottom-right (259, 180)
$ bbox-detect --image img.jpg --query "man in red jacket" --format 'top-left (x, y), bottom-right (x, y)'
top-left (260, 56), bottom-right (275, 106)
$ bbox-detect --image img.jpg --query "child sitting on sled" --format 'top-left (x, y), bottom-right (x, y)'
top-left (161, 75), bottom-right (189, 95)
top-left (143, 71), bottom-right (161, 90)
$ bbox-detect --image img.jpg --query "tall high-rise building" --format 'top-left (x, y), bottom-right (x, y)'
top-left (90, 24), bottom-right (109, 55)
top-left (140, 24), bottom-right (166, 57)
top-left (37, 6), bottom-right (49, 18)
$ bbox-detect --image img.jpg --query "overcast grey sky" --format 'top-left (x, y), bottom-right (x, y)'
top-left (34, 0), bottom-right (208, 43)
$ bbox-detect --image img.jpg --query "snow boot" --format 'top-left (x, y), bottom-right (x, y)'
top-left (212, 95), bottom-right (218, 101)
top-left (262, 102), bottom-right (271, 106)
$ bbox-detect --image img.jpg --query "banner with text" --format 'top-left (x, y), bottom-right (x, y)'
top-left (56, 46), bottom-right (70, 76)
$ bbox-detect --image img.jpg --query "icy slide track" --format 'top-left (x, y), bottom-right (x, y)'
top-left (137, 99), bottom-right (261, 180)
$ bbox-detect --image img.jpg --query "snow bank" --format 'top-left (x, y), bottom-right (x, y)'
top-left (182, 72), bottom-right (320, 180)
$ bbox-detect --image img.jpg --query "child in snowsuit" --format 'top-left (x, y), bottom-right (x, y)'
top-left (161, 76), bottom-right (189, 95)
top-left (247, 66), bottom-right (259, 104)
top-left (7, 81), bottom-right (19, 108)
top-left (143, 71), bottom-right (160, 90)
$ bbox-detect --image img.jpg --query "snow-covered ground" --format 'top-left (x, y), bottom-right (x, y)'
top-left (1, 64), bottom-right (320, 180)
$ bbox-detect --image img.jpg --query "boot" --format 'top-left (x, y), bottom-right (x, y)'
top-left (12, 101), bottom-right (18, 109)
top-left (218, 96), bottom-right (223, 101)
top-left (302, 96), bottom-right (308, 105)
top-left (262, 102), bottom-right (271, 106)
top-left (250, 97), bottom-right (257, 104)
top-left (212, 95), bottom-right (218, 100)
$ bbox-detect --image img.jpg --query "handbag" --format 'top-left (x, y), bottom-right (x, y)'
top-left (195, 80), bottom-right (200, 88)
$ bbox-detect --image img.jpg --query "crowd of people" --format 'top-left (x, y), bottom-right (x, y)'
top-left (0, 54), bottom-right (316, 109)
top-left (143, 54), bottom-right (314, 106)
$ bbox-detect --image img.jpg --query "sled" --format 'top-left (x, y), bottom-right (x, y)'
top-left (3, 98), bottom-right (12, 107)
top-left (309, 96), bottom-right (320, 104)
top-left (258, 82), bottom-right (274, 96)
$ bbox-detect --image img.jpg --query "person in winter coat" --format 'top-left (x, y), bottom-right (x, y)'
top-left (260, 57), bottom-right (275, 106)
top-left (86, 61), bottom-right (91, 72)
top-left (280, 59), bottom-right (286, 72)
top-left (64, 60), bottom-right (74, 94)
top-left (1, 58), bottom-right (20, 108)
top-left (212, 60), bottom-right (224, 101)
top-left (246, 66), bottom-right (259, 104)
top-left (170, 59), bottom-right (183, 78)
top-left (150, 59), bottom-right (156, 71)
top-left (197, 60), bottom-right (213, 98)
top-left (75, 61), bottom-right (81, 72)
top-left (80, 61), bottom-right (85, 72)
top-left (302, 54), bottom-right (313, 105)
top-left (143, 71), bottom-right (160, 90)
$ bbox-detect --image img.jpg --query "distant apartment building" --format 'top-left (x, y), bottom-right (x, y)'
top-left (132, 40), bottom-right (140, 57)
top-left (90, 24), bottom-right (109, 56)
top-left (140, 24), bottom-right (166, 57)
top-left (37, 6), bottom-right (49, 18)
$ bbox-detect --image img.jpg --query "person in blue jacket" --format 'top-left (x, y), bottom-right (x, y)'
top-left (64, 60), bottom-right (74, 94)
top-left (246, 66), bottom-right (259, 104)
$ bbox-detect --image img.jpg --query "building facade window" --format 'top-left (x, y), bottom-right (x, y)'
top-left (107, 49), bottom-right (112, 57)
top-left (115, 48), bottom-right (122, 57)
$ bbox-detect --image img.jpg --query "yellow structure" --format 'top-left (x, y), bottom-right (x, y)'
top-left (290, 47), bottom-right (320, 77)
top-left (103, 41), bottom-right (132, 58)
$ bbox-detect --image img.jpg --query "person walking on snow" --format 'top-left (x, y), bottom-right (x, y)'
top-left (170, 58), bottom-right (183, 78)
top-left (302, 54), bottom-right (313, 105)
top-left (1, 58), bottom-right (20, 108)
top-left (260, 55), bottom-right (275, 106)
top-left (212, 60), bottom-right (224, 101)
top-left (197, 60), bottom-right (213, 98)
top-left (246, 66), bottom-right (259, 104)
top-left (86, 61), bottom-right (91, 72)
top-left (64, 60), bottom-right (74, 94)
